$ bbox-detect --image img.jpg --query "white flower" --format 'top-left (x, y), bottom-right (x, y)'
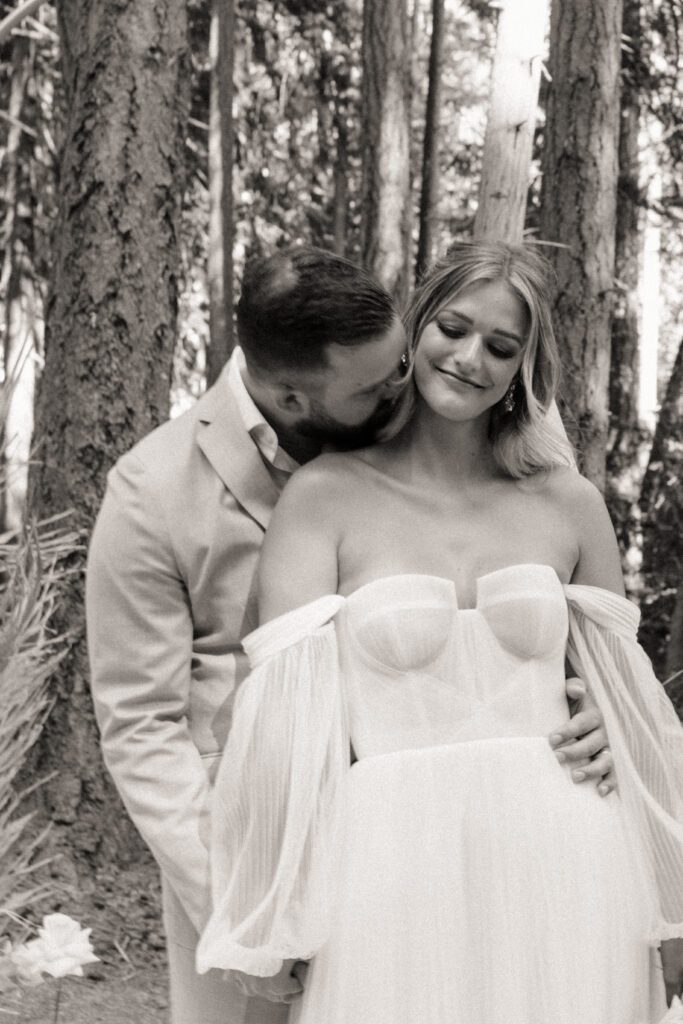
top-left (661, 996), bottom-right (683, 1023)
top-left (11, 913), bottom-right (99, 981)
top-left (10, 938), bottom-right (48, 984)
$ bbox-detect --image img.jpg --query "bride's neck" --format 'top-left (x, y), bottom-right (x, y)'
top-left (403, 396), bottom-right (499, 482)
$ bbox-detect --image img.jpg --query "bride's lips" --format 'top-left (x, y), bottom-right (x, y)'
top-left (436, 366), bottom-right (485, 389)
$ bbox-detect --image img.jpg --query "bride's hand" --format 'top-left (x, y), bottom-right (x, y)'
top-left (549, 678), bottom-right (616, 796)
top-left (661, 939), bottom-right (683, 1005)
top-left (231, 958), bottom-right (309, 1003)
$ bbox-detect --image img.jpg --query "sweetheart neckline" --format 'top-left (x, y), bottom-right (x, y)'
top-left (342, 562), bottom-right (566, 613)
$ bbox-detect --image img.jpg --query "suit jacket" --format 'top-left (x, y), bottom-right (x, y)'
top-left (86, 362), bottom-right (284, 932)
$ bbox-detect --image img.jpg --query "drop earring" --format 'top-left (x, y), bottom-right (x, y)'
top-left (503, 381), bottom-right (516, 413)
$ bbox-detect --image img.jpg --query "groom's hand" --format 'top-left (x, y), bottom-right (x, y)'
top-left (231, 958), bottom-right (308, 1003)
top-left (548, 678), bottom-right (616, 796)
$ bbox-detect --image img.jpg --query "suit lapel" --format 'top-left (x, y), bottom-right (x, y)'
top-left (195, 364), bottom-right (282, 531)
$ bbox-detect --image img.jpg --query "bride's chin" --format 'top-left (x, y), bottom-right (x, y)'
top-left (420, 390), bottom-right (494, 425)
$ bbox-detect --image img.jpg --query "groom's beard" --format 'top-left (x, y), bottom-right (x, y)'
top-left (295, 395), bottom-right (399, 451)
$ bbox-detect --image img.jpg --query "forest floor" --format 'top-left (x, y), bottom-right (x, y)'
top-left (3, 861), bottom-right (170, 1024)
top-left (9, 960), bottom-right (168, 1024)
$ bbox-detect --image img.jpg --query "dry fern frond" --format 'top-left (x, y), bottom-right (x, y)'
top-left (0, 520), bottom-right (77, 927)
top-left (0, 343), bottom-right (80, 929)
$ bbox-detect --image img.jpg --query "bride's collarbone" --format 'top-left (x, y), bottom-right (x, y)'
top-left (337, 514), bottom-right (576, 596)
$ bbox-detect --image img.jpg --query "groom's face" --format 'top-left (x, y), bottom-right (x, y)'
top-left (296, 316), bottom-right (409, 448)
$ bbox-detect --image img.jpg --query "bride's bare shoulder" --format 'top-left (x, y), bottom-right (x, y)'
top-left (528, 466), bottom-right (624, 590)
top-left (259, 452), bottom-right (375, 614)
top-left (521, 464), bottom-right (600, 507)
top-left (533, 466), bottom-right (606, 516)
top-left (263, 454), bottom-right (373, 549)
top-left (279, 450), bottom-right (378, 504)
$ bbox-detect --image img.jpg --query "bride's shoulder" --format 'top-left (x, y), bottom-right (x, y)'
top-left (528, 466), bottom-right (606, 516)
top-left (270, 453), bottom-right (369, 535)
top-left (280, 451), bottom-right (374, 503)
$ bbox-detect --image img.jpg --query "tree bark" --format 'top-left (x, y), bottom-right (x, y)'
top-left (416, 0), bottom-right (445, 279)
top-left (539, 0), bottom-right (623, 489)
top-left (474, 0), bottom-right (549, 244)
top-left (207, 0), bottom-right (235, 387)
top-left (360, 0), bottom-right (412, 305)
top-left (27, 0), bottom-right (189, 876)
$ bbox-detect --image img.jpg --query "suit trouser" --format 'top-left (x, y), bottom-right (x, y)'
top-left (161, 878), bottom-right (290, 1024)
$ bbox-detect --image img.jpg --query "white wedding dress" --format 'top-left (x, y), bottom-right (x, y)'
top-left (197, 564), bottom-right (683, 1023)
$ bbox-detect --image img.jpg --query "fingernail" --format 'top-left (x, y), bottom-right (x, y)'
top-left (572, 770), bottom-right (586, 781)
top-left (555, 751), bottom-right (566, 763)
top-left (598, 784), bottom-right (610, 797)
top-left (550, 733), bottom-right (563, 747)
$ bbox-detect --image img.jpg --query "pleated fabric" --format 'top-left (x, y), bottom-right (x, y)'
top-left (196, 599), bottom-right (347, 976)
top-left (566, 584), bottom-right (683, 939)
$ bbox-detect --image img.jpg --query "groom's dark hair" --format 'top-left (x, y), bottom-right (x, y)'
top-left (236, 246), bottom-right (398, 374)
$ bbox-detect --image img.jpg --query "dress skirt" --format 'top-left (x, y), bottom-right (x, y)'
top-left (292, 736), bottom-right (666, 1024)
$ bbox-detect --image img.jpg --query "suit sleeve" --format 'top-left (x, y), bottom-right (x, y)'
top-left (86, 451), bottom-right (211, 931)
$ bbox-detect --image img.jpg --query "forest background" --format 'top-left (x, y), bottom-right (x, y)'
top-left (0, 0), bottom-right (681, 1020)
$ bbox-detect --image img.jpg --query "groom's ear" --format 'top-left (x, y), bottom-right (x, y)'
top-left (272, 384), bottom-right (311, 417)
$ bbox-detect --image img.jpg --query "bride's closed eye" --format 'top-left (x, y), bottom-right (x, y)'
top-left (435, 319), bottom-right (466, 339)
top-left (486, 344), bottom-right (517, 360)
top-left (436, 320), bottom-right (518, 361)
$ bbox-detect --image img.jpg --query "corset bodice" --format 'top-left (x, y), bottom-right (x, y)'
top-left (337, 564), bottom-right (570, 758)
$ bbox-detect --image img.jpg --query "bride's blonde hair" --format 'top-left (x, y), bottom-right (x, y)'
top-left (402, 240), bottom-right (575, 478)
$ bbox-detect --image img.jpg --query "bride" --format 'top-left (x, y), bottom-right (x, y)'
top-left (197, 241), bottom-right (683, 1022)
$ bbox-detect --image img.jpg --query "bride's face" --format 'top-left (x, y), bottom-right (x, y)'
top-left (413, 278), bottom-right (529, 424)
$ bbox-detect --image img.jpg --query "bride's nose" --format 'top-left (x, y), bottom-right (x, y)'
top-left (452, 332), bottom-right (483, 370)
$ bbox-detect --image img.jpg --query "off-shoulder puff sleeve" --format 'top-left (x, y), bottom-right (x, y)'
top-left (565, 584), bottom-right (683, 940)
top-left (196, 595), bottom-right (348, 977)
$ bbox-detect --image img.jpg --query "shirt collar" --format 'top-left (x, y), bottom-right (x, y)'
top-left (226, 347), bottom-right (298, 474)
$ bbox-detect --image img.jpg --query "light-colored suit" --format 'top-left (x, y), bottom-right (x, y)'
top-left (86, 362), bottom-right (289, 1024)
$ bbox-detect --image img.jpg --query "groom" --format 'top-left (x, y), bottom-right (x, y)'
top-left (86, 246), bottom-right (614, 1024)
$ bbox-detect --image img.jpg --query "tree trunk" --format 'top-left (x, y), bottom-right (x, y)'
top-left (360, 0), bottom-right (412, 305)
top-left (639, 149), bottom-right (661, 429)
top-left (332, 114), bottom-right (349, 256)
top-left (605, 0), bottom-right (644, 553)
top-left (539, 0), bottom-right (623, 489)
top-left (639, 336), bottom-right (683, 677)
top-left (27, 0), bottom-right (189, 880)
top-left (665, 582), bottom-right (683, 716)
top-left (474, 0), bottom-right (549, 244)
top-left (416, 0), bottom-right (445, 279)
top-left (608, 0), bottom-right (641, 455)
top-left (667, 585), bottom-right (683, 720)
top-left (207, 0), bottom-right (235, 387)
top-left (0, 33), bottom-right (38, 532)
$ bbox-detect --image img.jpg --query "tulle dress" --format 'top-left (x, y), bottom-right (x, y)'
top-left (196, 563), bottom-right (683, 1024)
